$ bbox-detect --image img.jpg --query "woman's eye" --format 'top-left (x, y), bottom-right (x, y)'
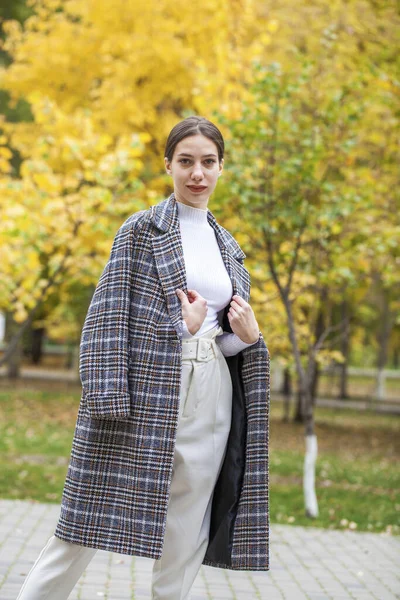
top-left (177, 158), bottom-right (216, 167)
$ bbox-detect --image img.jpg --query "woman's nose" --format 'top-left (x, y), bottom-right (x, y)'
top-left (191, 163), bottom-right (204, 180)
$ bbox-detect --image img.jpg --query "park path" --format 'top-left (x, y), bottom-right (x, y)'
top-left (0, 499), bottom-right (399, 600)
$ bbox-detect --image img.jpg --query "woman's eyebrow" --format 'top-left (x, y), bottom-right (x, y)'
top-left (177, 153), bottom-right (218, 158)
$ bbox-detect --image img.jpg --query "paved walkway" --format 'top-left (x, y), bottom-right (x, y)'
top-left (0, 499), bottom-right (399, 600)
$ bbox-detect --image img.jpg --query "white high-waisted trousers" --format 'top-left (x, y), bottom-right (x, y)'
top-left (16, 324), bottom-right (233, 600)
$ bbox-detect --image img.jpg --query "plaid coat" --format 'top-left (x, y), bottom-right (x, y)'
top-left (54, 193), bottom-right (270, 571)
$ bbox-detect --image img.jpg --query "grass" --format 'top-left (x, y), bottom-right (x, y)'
top-left (269, 403), bottom-right (400, 535)
top-left (0, 382), bottom-right (77, 502)
top-left (0, 379), bottom-right (399, 535)
top-left (317, 373), bottom-right (400, 401)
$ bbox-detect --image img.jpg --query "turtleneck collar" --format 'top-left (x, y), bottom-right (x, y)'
top-left (176, 200), bottom-right (209, 225)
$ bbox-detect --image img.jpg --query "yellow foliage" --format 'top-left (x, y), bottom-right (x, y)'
top-left (0, 0), bottom-right (398, 361)
top-left (32, 172), bottom-right (61, 193)
top-left (0, 98), bottom-right (147, 330)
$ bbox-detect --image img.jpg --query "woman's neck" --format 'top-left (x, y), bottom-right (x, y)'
top-left (176, 199), bottom-right (208, 224)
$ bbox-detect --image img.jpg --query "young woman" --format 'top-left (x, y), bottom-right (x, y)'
top-left (16, 116), bottom-right (270, 600)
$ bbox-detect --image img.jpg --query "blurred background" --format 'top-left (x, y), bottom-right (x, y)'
top-left (0, 0), bottom-right (399, 536)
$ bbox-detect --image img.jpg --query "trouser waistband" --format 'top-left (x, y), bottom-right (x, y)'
top-left (181, 324), bottom-right (223, 362)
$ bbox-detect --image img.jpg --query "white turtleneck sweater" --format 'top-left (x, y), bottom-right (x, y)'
top-left (177, 200), bottom-right (258, 357)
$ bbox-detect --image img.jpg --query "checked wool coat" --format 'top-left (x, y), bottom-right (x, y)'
top-left (54, 192), bottom-right (270, 571)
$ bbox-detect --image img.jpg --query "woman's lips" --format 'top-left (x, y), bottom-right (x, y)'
top-left (187, 185), bottom-right (207, 192)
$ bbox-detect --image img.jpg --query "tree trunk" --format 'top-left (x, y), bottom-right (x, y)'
top-left (6, 316), bottom-right (23, 379)
top-left (304, 434), bottom-right (319, 518)
top-left (338, 300), bottom-right (350, 399)
top-left (310, 363), bottom-right (319, 406)
top-left (393, 348), bottom-right (399, 369)
top-left (31, 326), bottom-right (45, 364)
top-left (375, 291), bottom-right (392, 401)
top-left (266, 246), bottom-right (318, 519)
top-left (293, 389), bottom-right (303, 422)
top-left (311, 299), bottom-right (325, 404)
top-left (282, 367), bottom-right (291, 422)
top-left (281, 295), bottom-right (318, 517)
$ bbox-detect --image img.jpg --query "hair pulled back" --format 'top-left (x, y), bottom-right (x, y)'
top-left (164, 116), bottom-right (224, 163)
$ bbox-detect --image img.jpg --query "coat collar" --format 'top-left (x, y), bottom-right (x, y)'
top-left (151, 193), bottom-right (246, 261)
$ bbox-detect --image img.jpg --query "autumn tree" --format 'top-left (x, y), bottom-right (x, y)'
top-left (0, 0), bottom-right (398, 388)
top-left (0, 0), bottom-right (277, 371)
top-left (0, 99), bottom-right (149, 372)
top-left (214, 56), bottom-right (386, 517)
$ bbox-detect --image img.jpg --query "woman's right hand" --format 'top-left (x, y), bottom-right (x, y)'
top-left (175, 288), bottom-right (207, 335)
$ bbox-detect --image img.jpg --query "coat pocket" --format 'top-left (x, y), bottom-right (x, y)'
top-left (82, 391), bottom-right (132, 421)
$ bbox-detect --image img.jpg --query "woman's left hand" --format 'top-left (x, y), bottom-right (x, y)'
top-left (227, 295), bottom-right (260, 344)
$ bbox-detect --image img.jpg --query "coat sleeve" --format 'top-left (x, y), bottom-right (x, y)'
top-left (79, 220), bottom-right (135, 420)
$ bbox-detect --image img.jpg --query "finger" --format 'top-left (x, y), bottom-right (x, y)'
top-left (230, 300), bottom-right (242, 310)
top-left (175, 289), bottom-right (189, 305)
top-left (229, 305), bottom-right (244, 318)
top-left (232, 294), bottom-right (246, 306)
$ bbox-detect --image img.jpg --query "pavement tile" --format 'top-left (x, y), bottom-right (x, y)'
top-left (1, 500), bottom-right (399, 600)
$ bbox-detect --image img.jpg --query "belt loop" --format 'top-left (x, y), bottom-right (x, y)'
top-left (197, 338), bottom-right (210, 361)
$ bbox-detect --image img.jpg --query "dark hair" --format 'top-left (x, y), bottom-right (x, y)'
top-left (164, 116), bottom-right (224, 163)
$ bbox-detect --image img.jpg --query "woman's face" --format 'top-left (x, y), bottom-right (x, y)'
top-left (164, 134), bottom-right (223, 208)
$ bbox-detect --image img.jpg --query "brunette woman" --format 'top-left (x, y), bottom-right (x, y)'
top-left (17, 116), bottom-right (270, 600)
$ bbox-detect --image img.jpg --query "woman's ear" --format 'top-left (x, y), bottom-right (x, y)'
top-left (164, 157), bottom-right (172, 175)
top-left (218, 157), bottom-right (224, 176)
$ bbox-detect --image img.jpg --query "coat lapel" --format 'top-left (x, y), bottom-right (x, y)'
top-left (151, 193), bottom-right (250, 338)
